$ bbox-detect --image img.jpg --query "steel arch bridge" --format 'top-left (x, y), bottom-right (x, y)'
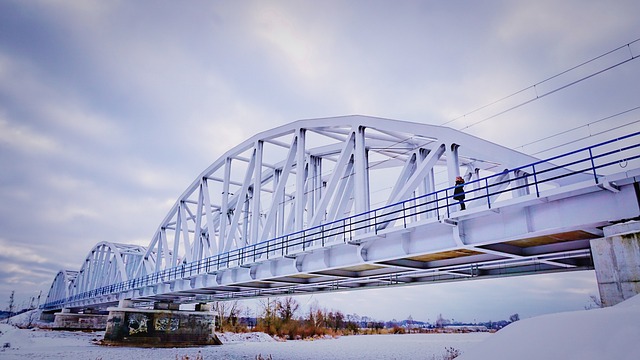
top-left (42, 116), bottom-right (640, 311)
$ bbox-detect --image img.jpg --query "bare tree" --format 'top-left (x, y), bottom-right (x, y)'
top-left (4, 291), bottom-right (15, 324)
top-left (211, 301), bottom-right (242, 331)
top-left (509, 313), bottom-right (520, 323)
top-left (276, 297), bottom-right (299, 322)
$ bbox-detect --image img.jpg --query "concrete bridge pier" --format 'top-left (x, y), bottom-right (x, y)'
top-left (591, 221), bottom-right (640, 307)
top-left (102, 300), bottom-right (221, 347)
top-left (48, 307), bottom-right (108, 330)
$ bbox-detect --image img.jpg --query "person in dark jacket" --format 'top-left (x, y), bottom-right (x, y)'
top-left (453, 176), bottom-right (466, 210)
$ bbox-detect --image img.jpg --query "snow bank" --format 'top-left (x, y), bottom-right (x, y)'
top-left (457, 294), bottom-right (640, 360)
top-left (1, 297), bottom-right (638, 359)
top-left (3, 310), bottom-right (44, 329)
top-left (215, 331), bottom-right (276, 343)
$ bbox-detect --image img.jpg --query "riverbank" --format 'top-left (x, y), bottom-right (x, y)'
top-left (0, 324), bottom-right (488, 360)
top-left (3, 294), bottom-right (638, 359)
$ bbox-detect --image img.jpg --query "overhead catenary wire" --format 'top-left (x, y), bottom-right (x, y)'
top-left (517, 106), bottom-right (640, 153)
top-left (440, 37), bottom-right (640, 131)
top-left (529, 118), bottom-right (640, 157)
top-left (226, 36), bottom-right (640, 219)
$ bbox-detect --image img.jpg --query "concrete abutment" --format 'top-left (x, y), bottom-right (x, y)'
top-left (102, 302), bottom-right (221, 347)
top-left (591, 221), bottom-right (640, 307)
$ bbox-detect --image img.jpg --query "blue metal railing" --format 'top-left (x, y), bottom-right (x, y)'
top-left (42, 131), bottom-right (640, 310)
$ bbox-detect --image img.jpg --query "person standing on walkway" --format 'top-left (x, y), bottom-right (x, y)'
top-left (453, 176), bottom-right (466, 211)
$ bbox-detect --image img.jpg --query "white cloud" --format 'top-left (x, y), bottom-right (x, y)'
top-left (251, 4), bottom-right (331, 83)
top-left (44, 104), bottom-right (123, 145)
top-left (42, 205), bottom-right (100, 225)
top-left (0, 115), bottom-right (60, 155)
top-left (0, 238), bottom-right (49, 264)
top-left (0, 51), bottom-right (126, 151)
top-left (497, 1), bottom-right (636, 53)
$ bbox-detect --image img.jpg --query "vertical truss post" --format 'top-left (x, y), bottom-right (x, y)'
top-left (275, 169), bottom-right (284, 238)
top-left (193, 180), bottom-right (205, 261)
top-left (219, 157), bottom-right (232, 249)
top-left (251, 140), bottom-right (264, 246)
top-left (172, 205), bottom-right (181, 266)
top-left (295, 128), bottom-right (306, 232)
top-left (355, 126), bottom-right (371, 233)
top-left (446, 143), bottom-right (461, 186)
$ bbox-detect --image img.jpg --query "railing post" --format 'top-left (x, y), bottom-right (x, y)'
top-left (445, 190), bottom-right (450, 218)
top-left (342, 218), bottom-right (347, 242)
top-left (285, 235), bottom-right (289, 256)
top-left (373, 209), bottom-right (378, 235)
top-left (485, 178), bottom-right (491, 209)
top-left (402, 202), bottom-right (407, 228)
top-left (532, 164), bottom-right (540, 197)
top-left (588, 148), bottom-right (598, 184)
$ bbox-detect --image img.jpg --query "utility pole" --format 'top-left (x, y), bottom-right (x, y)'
top-left (8, 290), bottom-right (15, 316)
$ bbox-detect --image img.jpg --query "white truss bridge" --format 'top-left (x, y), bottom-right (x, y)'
top-left (42, 116), bottom-right (640, 311)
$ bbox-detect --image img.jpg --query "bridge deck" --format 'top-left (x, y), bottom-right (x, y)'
top-left (42, 126), bottom-right (640, 311)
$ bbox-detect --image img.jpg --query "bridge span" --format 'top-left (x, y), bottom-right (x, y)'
top-left (42, 116), bottom-right (640, 312)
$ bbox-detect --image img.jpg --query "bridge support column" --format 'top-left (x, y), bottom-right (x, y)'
top-left (102, 303), bottom-right (221, 347)
top-left (52, 308), bottom-right (108, 330)
top-left (591, 221), bottom-right (640, 307)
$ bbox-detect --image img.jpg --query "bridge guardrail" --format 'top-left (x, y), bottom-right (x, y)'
top-left (42, 131), bottom-right (640, 310)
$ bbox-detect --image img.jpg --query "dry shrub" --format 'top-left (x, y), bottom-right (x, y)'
top-left (429, 347), bottom-right (462, 360)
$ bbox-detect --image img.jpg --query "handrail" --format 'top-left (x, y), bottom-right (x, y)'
top-left (41, 131), bottom-right (640, 310)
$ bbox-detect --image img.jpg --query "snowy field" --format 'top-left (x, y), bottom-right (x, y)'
top-left (1, 294), bottom-right (639, 360)
top-left (458, 293), bottom-right (640, 360)
top-left (0, 325), bottom-right (488, 360)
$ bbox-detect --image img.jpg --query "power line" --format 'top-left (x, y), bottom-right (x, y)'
top-left (441, 37), bottom-right (640, 130)
top-left (529, 118), bottom-right (640, 157)
top-left (517, 106), bottom-right (640, 151)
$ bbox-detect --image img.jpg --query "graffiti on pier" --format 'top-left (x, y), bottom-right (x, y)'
top-left (127, 313), bottom-right (149, 335)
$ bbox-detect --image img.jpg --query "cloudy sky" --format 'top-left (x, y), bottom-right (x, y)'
top-left (1, 1), bottom-right (639, 322)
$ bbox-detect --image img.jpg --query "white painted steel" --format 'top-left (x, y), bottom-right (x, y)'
top-left (140, 116), bottom-right (556, 272)
top-left (42, 116), bottom-right (640, 310)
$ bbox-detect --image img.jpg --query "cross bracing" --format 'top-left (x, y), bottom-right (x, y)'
top-left (42, 116), bottom-right (640, 311)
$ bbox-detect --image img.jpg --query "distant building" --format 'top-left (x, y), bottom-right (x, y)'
top-left (443, 325), bottom-right (489, 332)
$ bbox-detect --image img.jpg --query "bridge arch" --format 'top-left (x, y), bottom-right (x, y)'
top-left (68, 242), bottom-right (146, 299)
top-left (44, 242), bottom-right (148, 307)
top-left (44, 270), bottom-right (78, 308)
top-left (41, 116), bottom-right (640, 310)
top-left (133, 115), bottom-right (577, 278)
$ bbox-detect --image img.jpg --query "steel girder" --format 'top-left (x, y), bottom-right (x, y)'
top-left (44, 116), bottom-right (639, 310)
top-left (44, 270), bottom-right (78, 308)
top-left (68, 242), bottom-right (147, 299)
top-left (134, 116), bottom-right (559, 279)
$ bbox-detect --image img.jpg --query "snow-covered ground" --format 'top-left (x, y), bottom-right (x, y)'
top-left (1, 294), bottom-right (638, 359)
top-left (0, 323), bottom-right (488, 360)
top-left (458, 293), bottom-right (640, 360)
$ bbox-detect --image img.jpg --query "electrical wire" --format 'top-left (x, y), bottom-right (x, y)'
top-left (517, 106), bottom-right (640, 152)
top-left (441, 38), bottom-right (640, 131)
top-left (529, 118), bottom-right (640, 157)
top-left (243, 35), bottom-right (640, 213)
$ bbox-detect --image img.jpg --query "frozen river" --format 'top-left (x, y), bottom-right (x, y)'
top-left (215, 333), bottom-right (491, 360)
top-left (0, 326), bottom-right (491, 360)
